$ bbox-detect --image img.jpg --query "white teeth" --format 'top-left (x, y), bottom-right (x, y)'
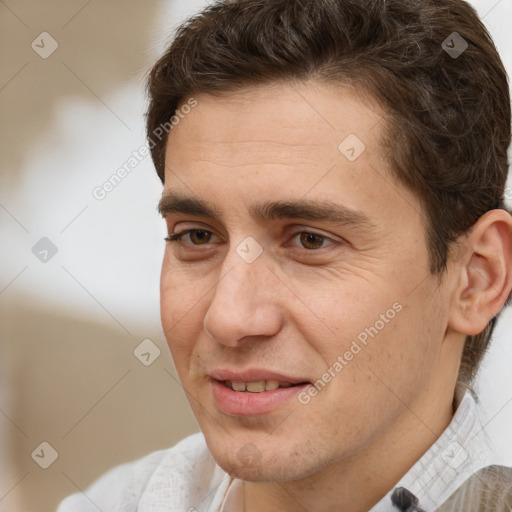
top-left (231, 381), bottom-right (246, 392)
top-left (246, 381), bottom-right (266, 392)
top-left (225, 380), bottom-right (295, 392)
top-left (265, 380), bottom-right (280, 391)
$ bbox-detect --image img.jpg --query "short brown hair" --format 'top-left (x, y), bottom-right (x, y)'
top-left (146, 0), bottom-right (511, 390)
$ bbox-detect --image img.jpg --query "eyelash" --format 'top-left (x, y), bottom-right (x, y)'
top-left (164, 229), bottom-right (337, 251)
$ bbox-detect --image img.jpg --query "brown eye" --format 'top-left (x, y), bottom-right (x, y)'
top-left (188, 230), bottom-right (212, 245)
top-left (299, 232), bottom-right (327, 250)
top-left (166, 229), bottom-right (216, 245)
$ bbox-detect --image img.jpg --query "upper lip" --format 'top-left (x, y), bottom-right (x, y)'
top-left (209, 368), bottom-right (310, 384)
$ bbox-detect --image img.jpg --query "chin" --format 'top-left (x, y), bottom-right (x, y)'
top-left (220, 457), bottom-right (298, 482)
top-left (207, 439), bottom-right (324, 483)
top-left (224, 463), bottom-right (276, 482)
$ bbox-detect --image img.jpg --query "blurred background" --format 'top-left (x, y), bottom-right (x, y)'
top-left (0, 0), bottom-right (511, 510)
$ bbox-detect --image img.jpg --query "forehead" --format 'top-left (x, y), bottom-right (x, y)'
top-left (166, 80), bottom-right (385, 170)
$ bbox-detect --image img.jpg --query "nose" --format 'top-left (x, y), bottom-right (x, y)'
top-left (203, 250), bottom-right (283, 347)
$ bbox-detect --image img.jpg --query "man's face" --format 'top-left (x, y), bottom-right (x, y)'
top-left (160, 81), bottom-right (453, 481)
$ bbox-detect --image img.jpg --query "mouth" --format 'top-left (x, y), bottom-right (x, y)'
top-left (222, 380), bottom-right (304, 392)
top-left (209, 370), bottom-right (311, 415)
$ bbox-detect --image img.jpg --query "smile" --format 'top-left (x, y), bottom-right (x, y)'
top-left (211, 378), bottom-right (310, 416)
top-left (223, 380), bottom-right (295, 392)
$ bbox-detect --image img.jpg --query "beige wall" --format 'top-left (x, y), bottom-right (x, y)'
top-left (1, 301), bottom-right (199, 511)
top-left (0, 2), bottom-right (199, 511)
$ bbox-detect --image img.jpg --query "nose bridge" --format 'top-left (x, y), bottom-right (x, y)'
top-left (217, 251), bottom-right (262, 307)
top-left (203, 246), bottom-right (282, 345)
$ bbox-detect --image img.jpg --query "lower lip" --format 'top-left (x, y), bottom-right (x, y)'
top-left (211, 379), bottom-right (308, 416)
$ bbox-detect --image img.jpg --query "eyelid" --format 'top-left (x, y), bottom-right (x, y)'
top-left (287, 224), bottom-right (345, 242)
top-left (287, 230), bottom-right (337, 249)
top-left (166, 226), bottom-right (343, 251)
top-left (166, 228), bottom-right (221, 245)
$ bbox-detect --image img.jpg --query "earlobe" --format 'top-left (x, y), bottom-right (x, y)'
top-left (448, 209), bottom-right (512, 336)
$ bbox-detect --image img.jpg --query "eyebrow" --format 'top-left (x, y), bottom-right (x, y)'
top-left (158, 193), bottom-right (375, 230)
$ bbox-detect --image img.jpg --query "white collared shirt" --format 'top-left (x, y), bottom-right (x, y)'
top-left (57, 391), bottom-right (511, 511)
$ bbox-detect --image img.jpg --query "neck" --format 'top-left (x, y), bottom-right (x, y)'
top-left (242, 391), bottom-right (454, 512)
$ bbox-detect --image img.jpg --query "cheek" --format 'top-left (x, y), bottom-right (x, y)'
top-left (294, 272), bottom-right (440, 392)
top-left (293, 277), bottom-right (395, 355)
top-left (338, 286), bottom-right (447, 409)
top-left (160, 266), bottom-right (206, 361)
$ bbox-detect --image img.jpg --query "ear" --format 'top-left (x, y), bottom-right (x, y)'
top-left (448, 209), bottom-right (512, 336)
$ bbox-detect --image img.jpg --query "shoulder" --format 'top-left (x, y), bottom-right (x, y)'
top-left (57, 432), bottom-right (215, 512)
top-left (437, 465), bottom-right (512, 512)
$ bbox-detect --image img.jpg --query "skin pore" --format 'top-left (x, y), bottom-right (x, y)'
top-left (158, 81), bottom-right (512, 512)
